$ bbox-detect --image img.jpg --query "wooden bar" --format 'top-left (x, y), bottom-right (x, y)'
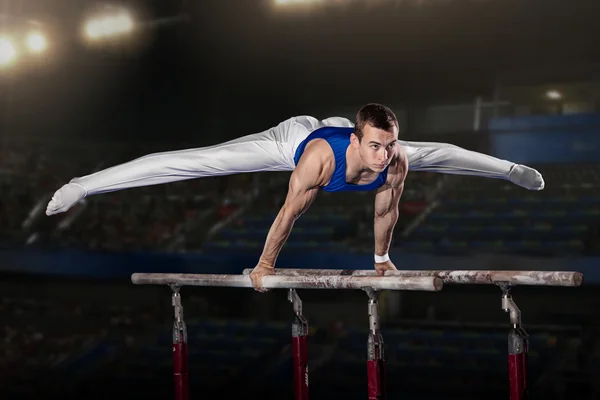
top-left (241, 269), bottom-right (583, 287)
top-left (131, 273), bottom-right (443, 291)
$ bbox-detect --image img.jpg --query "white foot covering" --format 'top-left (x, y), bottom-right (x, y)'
top-left (45, 183), bottom-right (87, 216)
top-left (508, 164), bottom-right (545, 191)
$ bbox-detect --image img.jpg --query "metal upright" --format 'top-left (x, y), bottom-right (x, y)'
top-left (289, 289), bottom-right (309, 400)
top-left (500, 283), bottom-right (528, 400)
top-left (171, 285), bottom-right (189, 400)
top-left (365, 288), bottom-right (386, 400)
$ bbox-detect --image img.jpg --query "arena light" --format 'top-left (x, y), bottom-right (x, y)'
top-left (274, 0), bottom-right (323, 5)
top-left (546, 90), bottom-right (562, 100)
top-left (0, 37), bottom-right (17, 67)
top-left (25, 31), bottom-right (47, 53)
top-left (84, 11), bottom-right (135, 41)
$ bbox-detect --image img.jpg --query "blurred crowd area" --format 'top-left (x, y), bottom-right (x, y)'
top-left (0, 278), bottom-right (222, 398)
top-left (0, 276), bottom-right (599, 400)
top-left (1, 137), bottom-right (600, 256)
top-left (0, 140), bottom-right (257, 252)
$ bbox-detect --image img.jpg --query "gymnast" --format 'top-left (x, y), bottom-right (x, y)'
top-left (45, 103), bottom-right (544, 291)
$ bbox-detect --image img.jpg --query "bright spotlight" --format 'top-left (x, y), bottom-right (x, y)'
top-left (84, 19), bottom-right (102, 39)
top-left (84, 11), bottom-right (135, 41)
top-left (25, 31), bottom-right (47, 53)
top-left (113, 13), bottom-right (134, 33)
top-left (84, 17), bottom-right (114, 39)
top-left (546, 90), bottom-right (562, 100)
top-left (0, 38), bottom-right (17, 67)
top-left (275, 0), bottom-right (321, 4)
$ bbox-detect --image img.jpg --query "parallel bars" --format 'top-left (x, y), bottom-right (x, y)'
top-left (131, 269), bottom-right (583, 400)
top-left (241, 268), bottom-right (583, 400)
top-left (131, 272), bottom-right (442, 400)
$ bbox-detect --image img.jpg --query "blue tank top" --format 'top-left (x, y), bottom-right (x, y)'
top-left (293, 126), bottom-right (389, 193)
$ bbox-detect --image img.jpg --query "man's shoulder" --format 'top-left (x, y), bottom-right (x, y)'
top-left (302, 138), bottom-right (335, 163)
top-left (387, 145), bottom-right (409, 184)
top-left (293, 138), bottom-right (336, 188)
top-left (395, 143), bottom-right (408, 167)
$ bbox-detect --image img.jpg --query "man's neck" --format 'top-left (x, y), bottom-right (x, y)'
top-left (345, 145), bottom-right (375, 182)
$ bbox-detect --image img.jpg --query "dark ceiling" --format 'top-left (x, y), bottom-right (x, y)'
top-left (1, 0), bottom-right (599, 141)
top-left (3, 0), bottom-right (600, 97)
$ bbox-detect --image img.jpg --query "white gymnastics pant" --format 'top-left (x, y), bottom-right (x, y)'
top-left (68, 115), bottom-right (528, 198)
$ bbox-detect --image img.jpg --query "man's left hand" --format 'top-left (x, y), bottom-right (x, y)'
top-left (374, 259), bottom-right (397, 276)
top-left (249, 261), bottom-right (275, 292)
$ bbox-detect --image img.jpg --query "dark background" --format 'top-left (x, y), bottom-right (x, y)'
top-left (1, 0), bottom-right (600, 399)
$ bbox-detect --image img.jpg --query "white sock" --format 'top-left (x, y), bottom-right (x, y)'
top-left (45, 183), bottom-right (87, 216)
top-left (508, 164), bottom-right (545, 191)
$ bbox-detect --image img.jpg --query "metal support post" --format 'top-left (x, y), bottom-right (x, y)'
top-left (289, 288), bottom-right (309, 400)
top-left (500, 283), bottom-right (529, 400)
top-left (171, 285), bottom-right (189, 400)
top-left (365, 288), bottom-right (386, 400)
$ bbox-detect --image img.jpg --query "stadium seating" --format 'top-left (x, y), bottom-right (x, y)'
top-left (2, 139), bottom-right (599, 258)
top-left (202, 171), bottom-right (443, 252)
top-left (397, 163), bottom-right (600, 256)
top-left (202, 172), bottom-right (360, 251)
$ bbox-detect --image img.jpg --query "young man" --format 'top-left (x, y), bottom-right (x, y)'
top-left (45, 104), bottom-right (544, 291)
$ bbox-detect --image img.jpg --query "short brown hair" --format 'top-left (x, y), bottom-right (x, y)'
top-left (354, 103), bottom-right (399, 142)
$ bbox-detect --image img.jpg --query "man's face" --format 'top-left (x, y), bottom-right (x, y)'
top-left (352, 123), bottom-right (398, 172)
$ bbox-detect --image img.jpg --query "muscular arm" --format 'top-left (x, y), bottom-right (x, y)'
top-left (373, 156), bottom-right (408, 257)
top-left (258, 144), bottom-right (331, 267)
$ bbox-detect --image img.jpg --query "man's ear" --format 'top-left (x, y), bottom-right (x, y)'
top-left (350, 133), bottom-right (360, 148)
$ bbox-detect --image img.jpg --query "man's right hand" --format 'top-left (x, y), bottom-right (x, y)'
top-left (249, 262), bottom-right (275, 292)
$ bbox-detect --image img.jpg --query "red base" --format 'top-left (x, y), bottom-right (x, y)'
top-left (173, 342), bottom-right (189, 400)
top-left (292, 335), bottom-right (309, 400)
top-left (508, 353), bottom-right (527, 400)
top-left (367, 359), bottom-right (386, 400)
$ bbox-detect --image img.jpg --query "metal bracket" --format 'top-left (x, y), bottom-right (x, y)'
top-left (364, 288), bottom-right (381, 334)
top-left (364, 287), bottom-right (379, 301)
top-left (288, 288), bottom-right (303, 316)
top-left (498, 282), bottom-right (522, 328)
top-left (364, 288), bottom-right (384, 361)
top-left (288, 288), bottom-right (308, 337)
top-left (171, 285), bottom-right (184, 322)
top-left (498, 283), bottom-right (529, 356)
top-left (170, 284), bottom-right (187, 344)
